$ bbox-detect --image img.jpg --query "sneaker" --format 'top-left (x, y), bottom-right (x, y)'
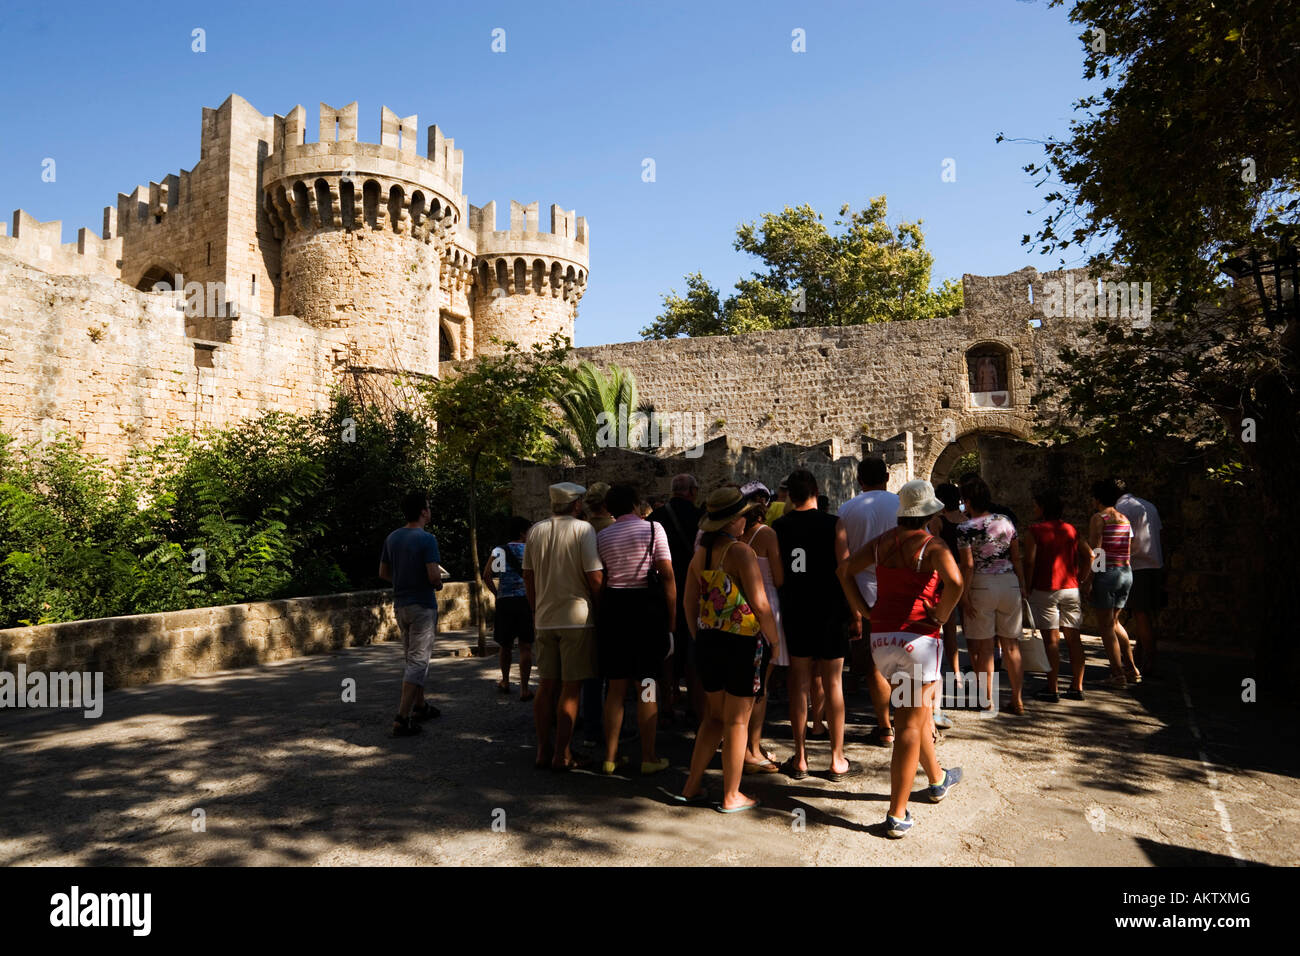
top-left (928, 766), bottom-right (963, 803)
top-left (933, 710), bottom-right (954, 731)
top-left (1064, 689), bottom-right (1085, 701)
top-left (885, 811), bottom-right (915, 838)
top-left (1034, 690), bottom-right (1060, 703)
top-left (391, 715), bottom-right (422, 738)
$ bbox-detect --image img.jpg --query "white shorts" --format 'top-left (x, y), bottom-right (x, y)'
top-left (1029, 588), bottom-right (1082, 631)
top-left (870, 632), bottom-right (943, 685)
top-left (965, 573), bottom-right (1022, 641)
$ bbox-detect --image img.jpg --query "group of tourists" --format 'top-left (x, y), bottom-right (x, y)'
top-left (378, 463), bottom-right (1164, 838)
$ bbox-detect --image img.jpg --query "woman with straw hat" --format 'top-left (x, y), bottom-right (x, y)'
top-left (839, 479), bottom-right (965, 838)
top-left (676, 487), bottom-right (782, 812)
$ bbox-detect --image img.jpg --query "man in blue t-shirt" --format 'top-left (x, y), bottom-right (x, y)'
top-left (379, 491), bottom-right (443, 737)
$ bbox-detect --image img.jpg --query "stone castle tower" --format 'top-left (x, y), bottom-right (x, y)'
top-left (0, 94), bottom-right (589, 397)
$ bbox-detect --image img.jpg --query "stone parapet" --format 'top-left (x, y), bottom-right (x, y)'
top-left (0, 584), bottom-right (492, 691)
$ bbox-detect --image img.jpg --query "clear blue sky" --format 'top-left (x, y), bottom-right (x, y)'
top-left (1, 0), bottom-right (1099, 346)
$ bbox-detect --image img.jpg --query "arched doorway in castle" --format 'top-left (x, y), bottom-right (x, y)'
top-left (135, 264), bottom-right (178, 292)
top-left (928, 429), bottom-right (1088, 526)
top-left (438, 313), bottom-right (461, 361)
top-left (928, 428), bottom-right (1038, 494)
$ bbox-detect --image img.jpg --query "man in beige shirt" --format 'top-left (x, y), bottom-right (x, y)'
top-left (523, 482), bottom-right (604, 771)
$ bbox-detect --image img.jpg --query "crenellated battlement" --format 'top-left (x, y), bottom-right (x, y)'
top-left (266, 102), bottom-right (464, 196)
top-left (0, 92), bottom-right (590, 371)
top-left (0, 210), bottom-right (122, 278)
top-left (469, 200), bottom-right (589, 257)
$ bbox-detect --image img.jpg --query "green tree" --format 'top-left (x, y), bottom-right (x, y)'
top-left (1015, 0), bottom-right (1299, 685)
top-left (548, 360), bottom-right (657, 461)
top-left (420, 335), bottom-right (571, 651)
top-left (642, 198), bottom-right (963, 338)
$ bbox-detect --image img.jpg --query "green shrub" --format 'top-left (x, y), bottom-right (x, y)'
top-left (0, 393), bottom-right (511, 628)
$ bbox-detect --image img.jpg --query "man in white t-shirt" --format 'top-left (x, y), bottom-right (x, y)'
top-left (523, 482), bottom-right (604, 771)
top-left (1114, 478), bottom-right (1164, 675)
top-left (836, 457), bottom-right (901, 742)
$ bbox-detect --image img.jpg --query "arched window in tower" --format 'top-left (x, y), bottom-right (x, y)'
top-left (292, 181), bottom-right (311, 227)
top-left (439, 322), bottom-right (456, 361)
top-left (339, 179), bottom-right (356, 230)
top-left (966, 344), bottom-right (1011, 408)
top-left (314, 179), bottom-right (334, 229)
top-left (362, 180), bottom-right (380, 230)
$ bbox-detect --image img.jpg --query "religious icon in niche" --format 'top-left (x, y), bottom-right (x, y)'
top-left (967, 346), bottom-right (1010, 407)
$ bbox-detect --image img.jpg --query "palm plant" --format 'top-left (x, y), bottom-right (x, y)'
top-left (549, 361), bottom-right (657, 461)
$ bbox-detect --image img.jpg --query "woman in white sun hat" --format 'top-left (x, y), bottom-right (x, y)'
top-left (839, 478), bottom-right (965, 839)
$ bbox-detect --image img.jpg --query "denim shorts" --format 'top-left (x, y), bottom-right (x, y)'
top-left (1091, 566), bottom-right (1133, 610)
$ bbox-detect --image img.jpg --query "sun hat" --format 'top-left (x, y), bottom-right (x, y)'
top-left (584, 481), bottom-right (610, 507)
top-left (897, 479), bottom-right (945, 518)
top-left (699, 487), bottom-right (758, 531)
top-left (548, 482), bottom-right (587, 506)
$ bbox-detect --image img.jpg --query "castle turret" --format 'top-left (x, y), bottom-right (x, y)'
top-left (469, 199), bottom-right (589, 355)
top-left (261, 102), bottom-right (465, 375)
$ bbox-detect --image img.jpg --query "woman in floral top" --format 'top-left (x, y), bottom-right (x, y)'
top-left (678, 488), bottom-right (781, 813)
top-left (956, 474), bottom-right (1029, 715)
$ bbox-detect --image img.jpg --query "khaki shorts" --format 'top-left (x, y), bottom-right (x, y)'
top-left (535, 627), bottom-right (597, 682)
top-left (965, 573), bottom-right (1022, 641)
top-left (1029, 588), bottom-right (1082, 631)
top-left (396, 603), bottom-right (437, 687)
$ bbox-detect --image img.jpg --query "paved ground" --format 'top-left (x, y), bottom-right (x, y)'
top-left (1, 630), bottom-right (1295, 866)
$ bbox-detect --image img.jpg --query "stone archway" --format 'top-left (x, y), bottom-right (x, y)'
top-left (929, 431), bottom-right (982, 484)
top-left (135, 264), bottom-right (179, 292)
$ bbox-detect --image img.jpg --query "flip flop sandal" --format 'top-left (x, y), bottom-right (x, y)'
top-left (868, 727), bottom-right (895, 747)
top-left (673, 791), bottom-right (711, 807)
top-left (780, 757), bottom-right (809, 780)
top-left (744, 758), bottom-right (780, 775)
top-left (827, 759), bottom-right (863, 782)
top-left (552, 753), bottom-right (593, 772)
top-left (520, 691), bottom-right (535, 702)
top-left (807, 727), bottom-right (830, 741)
top-left (497, 681), bottom-right (510, 694)
top-left (715, 798), bottom-right (761, 814)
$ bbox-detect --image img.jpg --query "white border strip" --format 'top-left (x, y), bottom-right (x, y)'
top-left (1177, 665), bottom-right (1245, 864)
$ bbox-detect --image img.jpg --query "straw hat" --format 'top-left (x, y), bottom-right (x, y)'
top-left (699, 487), bottom-right (757, 531)
top-left (897, 479), bottom-right (945, 518)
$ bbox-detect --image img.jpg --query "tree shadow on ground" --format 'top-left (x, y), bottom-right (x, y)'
top-left (1, 633), bottom-right (1287, 865)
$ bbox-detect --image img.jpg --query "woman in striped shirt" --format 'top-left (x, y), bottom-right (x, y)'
top-left (1086, 478), bottom-right (1142, 688)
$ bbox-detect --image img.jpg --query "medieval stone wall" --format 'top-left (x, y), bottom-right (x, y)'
top-left (0, 254), bottom-right (345, 456)
top-left (560, 267), bottom-right (1097, 479)
top-left (0, 94), bottom-right (589, 458)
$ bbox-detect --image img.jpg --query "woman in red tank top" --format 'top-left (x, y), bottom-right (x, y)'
top-left (839, 479), bottom-right (966, 838)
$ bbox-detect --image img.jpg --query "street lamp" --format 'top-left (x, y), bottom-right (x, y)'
top-left (1221, 244), bottom-right (1298, 328)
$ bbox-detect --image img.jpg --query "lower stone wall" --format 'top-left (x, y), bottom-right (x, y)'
top-left (511, 436), bottom-right (912, 522)
top-left (976, 434), bottom-right (1257, 652)
top-left (0, 583), bottom-right (490, 690)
